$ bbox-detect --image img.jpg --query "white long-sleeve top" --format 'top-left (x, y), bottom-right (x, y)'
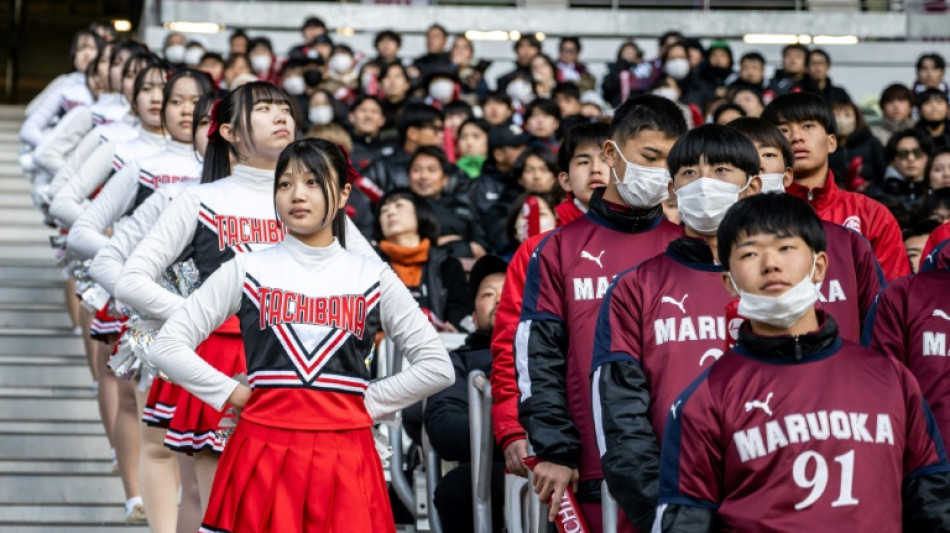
top-left (49, 128), bottom-right (164, 229)
top-left (33, 93), bottom-right (128, 175)
top-left (46, 115), bottom-right (140, 201)
top-left (25, 74), bottom-right (72, 116)
top-left (67, 140), bottom-right (201, 259)
top-left (20, 72), bottom-right (92, 148)
top-left (149, 235), bottom-right (453, 426)
top-left (116, 164), bottom-right (377, 321)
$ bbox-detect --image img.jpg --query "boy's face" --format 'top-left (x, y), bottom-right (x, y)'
top-left (775, 119), bottom-right (836, 178)
top-left (752, 141), bottom-right (794, 187)
top-left (605, 130), bottom-right (678, 175)
top-left (483, 100), bottom-right (512, 125)
top-left (783, 49), bottom-right (806, 75)
top-left (556, 93), bottom-right (581, 117)
top-left (722, 231), bottom-right (827, 299)
top-left (559, 141), bottom-right (608, 206)
top-left (920, 97), bottom-right (949, 122)
top-left (883, 98), bottom-right (912, 121)
top-left (670, 156), bottom-right (761, 200)
top-left (892, 136), bottom-right (927, 181)
top-left (525, 111), bottom-right (559, 139)
top-left (918, 59), bottom-right (945, 88)
top-left (806, 54), bottom-right (829, 82)
top-left (905, 234), bottom-right (929, 274)
top-left (740, 59), bottom-right (764, 84)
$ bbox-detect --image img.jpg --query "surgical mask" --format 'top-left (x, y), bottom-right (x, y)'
top-left (836, 116), bottom-right (856, 137)
top-left (185, 47), bottom-right (205, 66)
top-left (429, 79), bottom-right (455, 104)
top-left (164, 45), bottom-right (185, 64)
top-left (283, 76), bottom-right (306, 95)
top-left (653, 87), bottom-right (680, 101)
top-left (675, 177), bottom-right (750, 235)
top-left (329, 54), bottom-right (353, 74)
top-left (664, 58), bottom-right (690, 81)
top-left (507, 80), bottom-right (533, 102)
top-left (759, 173), bottom-right (786, 193)
top-left (250, 54), bottom-right (272, 74)
top-left (309, 106), bottom-right (334, 125)
top-left (608, 140), bottom-right (670, 208)
top-left (729, 256), bottom-right (820, 329)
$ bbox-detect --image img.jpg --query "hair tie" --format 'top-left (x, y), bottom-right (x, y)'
top-left (336, 143), bottom-right (362, 184)
top-left (165, 71), bottom-right (175, 82)
top-left (207, 99), bottom-right (223, 143)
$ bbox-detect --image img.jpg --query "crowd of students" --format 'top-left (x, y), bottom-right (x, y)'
top-left (14, 15), bottom-right (950, 533)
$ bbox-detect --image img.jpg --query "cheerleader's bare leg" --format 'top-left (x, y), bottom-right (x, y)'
top-left (113, 380), bottom-right (141, 508)
top-left (95, 340), bottom-right (118, 447)
top-left (193, 449), bottom-right (219, 512)
top-left (176, 454), bottom-right (202, 533)
top-left (63, 276), bottom-right (81, 330)
top-left (136, 391), bottom-right (180, 533)
top-left (80, 307), bottom-right (96, 382)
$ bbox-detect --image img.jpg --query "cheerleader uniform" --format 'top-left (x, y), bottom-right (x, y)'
top-left (20, 71), bottom-right (93, 148)
top-left (149, 235), bottom-right (453, 532)
top-left (33, 93), bottom-right (129, 176)
top-left (117, 165), bottom-right (378, 454)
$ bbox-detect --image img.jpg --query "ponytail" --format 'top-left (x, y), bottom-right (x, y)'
top-left (201, 96), bottom-right (232, 183)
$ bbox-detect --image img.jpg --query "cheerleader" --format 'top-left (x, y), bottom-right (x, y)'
top-left (149, 138), bottom-right (453, 532)
top-left (117, 82), bottom-right (376, 512)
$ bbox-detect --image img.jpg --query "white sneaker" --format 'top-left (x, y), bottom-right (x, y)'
top-left (125, 502), bottom-right (146, 523)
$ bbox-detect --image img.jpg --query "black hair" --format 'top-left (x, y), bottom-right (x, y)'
top-left (110, 41), bottom-right (146, 70)
top-left (617, 41), bottom-right (642, 63)
top-left (200, 52), bottom-right (225, 66)
top-left (375, 30), bottom-right (402, 48)
top-left (514, 145), bottom-right (560, 181)
top-left (553, 82), bottom-right (581, 101)
top-left (161, 69), bottom-right (214, 138)
top-left (88, 20), bottom-right (118, 42)
top-left (728, 116), bottom-right (794, 169)
top-left (740, 52), bottom-right (765, 66)
top-left (121, 52), bottom-right (157, 96)
top-left (69, 29), bottom-right (103, 72)
top-left (194, 89), bottom-right (229, 171)
top-left (380, 61), bottom-right (410, 83)
top-left (880, 83), bottom-right (915, 108)
top-left (717, 193), bottom-right (827, 269)
top-left (916, 88), bottom-right (948, 108)
top-left (459, 117), bottom-right (491, 140)
top-left (659, 31), bottom-right (685, 47)
top-left (560, 36), bottom-right (581, 52)
top-left (302, 16), bottom-right (326, 31)
top-left (558, 121), bottom-right (609, 172)
top-left (667, 124), bottom-right (760, 178)
top-left (514, 34), bottom-right (541, 52)
top-left (225, 53), bottom-right (250, 70)
top-left (807, 48), bottom-right (831, 67)
top-left (230, 29), bottom-right (249, 44)
top-left (505, 190), bottom-right (561, 245)
top-left (762, 92), bottom-right (837, 135)
top-left (377, 187), bottom-right (441, 243)
top-left (444, 100), bottom-right (473, 119)
top-left (609, 93), bottom-right (688, 144)
top-left (918, 188), bottom-right (950, 222)
top-left (713, 103), bottom-right (747, 124)
top-left (917, 53), bottom-right (946, 72)
top-left (660, 41), bottom-right (688, 64)
top-left (397, 103), bottom-right (443, 143)
top-left (351, 94), bottom-right (384, 113)
top-left (203, 81), bottom-right (296, 183)
top-left (333, 44), bottom-right (355, 57)
top-left (250, 37), bottom-right (273, 54)
top-left (427, 24), bottom-right (448, 38)
top-left (904, 217), bottom-right (942, 241)
top-left (781, 43), bottom-right (809, 57)
top-left (525, 98), bottom-right (562, 122)
top-left (408, 146), bottom-right (451, 177)
top-left (274, 138), bottom-right (349, 248)
top-left (481, 91), bottom-right (513, 108)
top-left (131, 60), bottom-right (172, 115)
top-left (885, 129), bottom-right (934, 164)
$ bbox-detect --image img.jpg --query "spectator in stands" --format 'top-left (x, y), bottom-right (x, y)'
top-left (497, 34), bottom-right (541, 92)
top-left (304, 89), bottom-right (341, 130)
top-left (424, 254), bottom-right (508, 533)
top-left (904, 218), bottom-right (942, 273)
top-left (414, 24), bottom-right (454, 78)
top-left (377, 188), bottom-right (473, 331)
top-left (731, 86), bottom-right (764, 118)
top-left (505, 70), bottom-right (536, 110)
top-left (228, 29), bottom-right (249, 57)
top-left (713, 102), bottom-right (746, 125)
top-left (530, 54), bottom-right (558, 100)
top-left (367, 103), bottom-right (446, 193)
top-left (379, 62), bottom-right (413, 129)
top-left (323, 45), bottom-right (360, 102)
top-left (183, 41), bottom-right (206, 67)
top-left (456, 118), bottom-right (490, 179)
top-left (829, 97), bottom-right (886, 189)
top-left (602, 40), bottom-right (651, 107)
top-left (915, 88), bottom-right (950, 151)
top-left (802, 48), bottom-right (851, 103)
top-left (514, 145), bottom-right (561, 197)
top-left (162, 32), bottom-right (186, 66)
top-left (471, 125), bottom-right (528, 252)
top-left (481, 92), bottom-right (514, 127)
top-left (662, 40), bottom-right (712, 111)
top-left (926, 146), bottom-right (950, 192)
top-left (701, 40), bottom-right (734, 96)
top-left (198, 53), bottom-right (226, 87)
top-left (872, 83), bottom-right (917, 146)
top-left (873, 129), bottom-right (933, 212)
top-left (730, 51), bottom-right (768, 96)
top-left (499, 191), bottom-right (560, 258)
top-left (248, 37), bottom-right (280, 84)
top-left (523, 99), bottom-right (561, 152)
top-left (222, 54), bottom-right (252, 89)
top-left (557, 37), bottom-right (594, 92)
top-left (444, 100), bottom-right (473, 140)
top-left (919, 188), bottom-right (950, 224)
top-left (913, 52), bottom-right (948, 96)
top-left (408, 146), bottom-right (487, 259)
top-left (580, 90), bottom-right (609, 118)
top-left (287, 16), bottom-right (327, 60)
top-left (450, 35), bottom-right (489, 100)
top-left (349, 95), bottom-right (394, 172)
top-left (768, 43), bottom-right (807, 96)
top-left (372, 30), bottom-right (402, 68)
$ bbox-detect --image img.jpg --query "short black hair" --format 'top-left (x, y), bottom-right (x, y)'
top-left (481, 90), bottom-right (512, 108)
top-left (408, 145), bottom-right (450, 176)
top-left (514, 145), bottom-right (560, 181)
top-left (375, 30), bottom-right (402, 48)
top-left (609, 93), bottom-right (688, 145)
top-left (919, 188), bottom-right (950, 222)
top-left (558, 121), bottom-right (609, 172)
top-left (916, 88), bottom-right (948, 108)
top-left (885, 129), bottom-right (934, 163)
top-left (717, 193), bottom-right (827, 269)
top-left (740, 52), bottom-right (765, 66)
top-left (514, 34), bottom-right (541, 52)
top-left (880, 83), bottom-right (915, 108)
top-left (728, 116), bottom-right (794, 169)
top-left (397, 103), bottom-right (444, 142)
top-left (444, 100), bottom-right (473, 119)
top-left (762, 92), bottom-right (837, 135)
top-left (200, 52), bottom-right (225, 66)
top-left (904, 218), bottom-right (942, 241)
top-left (427, 24), bottom-right (448, 38)
top-left (377, 187), bottom-right (441, 242)
top-left (553, 82), bottom-right (581, 101)
top-left (659, 31), bottom-right (685, 47)
top-left (560, 36), bottom-right (581, 52)
top-left (782, 43), bottom-right (808, 57)
top-left (807, 48), bottom-right (831, 67)
top-left (250, 37), bottom-right (273, 54)
top-left (230, 29), bottom-right (249, 43)
top-left (917, 52), bottom-right (946, 72)
top-left (351, 94), bottom-right (384, 113)
top-left (712, 103), bottom-right (747, 124)
top-left (525, 98), bottom-right (561, 122)
top-left (302, 16), bottom-right (326, 30)
top-left (668, 124), bottom-right (760, 178)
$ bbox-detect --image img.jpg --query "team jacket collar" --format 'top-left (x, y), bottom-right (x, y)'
top-left (786, 171), bottom-right (839, 211)
top-left (586, 188), bottom-right (663, 233)
top-left (667, 237), bottom-right (719, 270)
top-left (735, 311), bottom-right (841, 363)
top-left (230, 164), bottom-right (275, 188)
top-left (281, 234), bottom-right (344, 269)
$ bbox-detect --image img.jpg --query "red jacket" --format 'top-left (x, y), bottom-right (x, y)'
top-left (787, 172), bottom-right (910, 281)
top-left (922, 222), bottom-right (950, 261)
top-left (490, 199), bottom-right (585, 449)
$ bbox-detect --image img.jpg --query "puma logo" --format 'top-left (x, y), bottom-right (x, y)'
top-left (934, 309), bottom-right (950, 322)
top-left (581, 250), bottom-right (605, 268)
top-left (661, 294), bottom-right (689, 314)
top-left (699, 348), bottom-right (723, 367)
top-left (671, 400), bottom-right (682, 420)
top-left (745, 392), bottom-right (774, 417)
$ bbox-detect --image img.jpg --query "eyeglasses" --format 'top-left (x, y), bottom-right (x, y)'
top-left (896, 149), bottom-right (926, 160)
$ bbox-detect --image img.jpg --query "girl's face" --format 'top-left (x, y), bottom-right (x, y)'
top-left (733, 90), bottom-right (763, 118)
top-left (381, 67), bottom-right (410, 100)
top-left (275, 160), bottom-right (348, 244)
top-left (121, 60), bottom-right (144, 103)
top-left (409, 154), bottom-right (448, 198)
top-left (519, 154), bottom-right (556, 193)
top-left (135, 69), bottom-right (166, 131)
top-left (308, 91), bottom-right (330, 108)
top-left (164, 77), bottom-right (202, 143)
top-left (531, 56), bottom-right (554, 82)
top-left (526, 111), bottom-right (558, 139)
top-left (194, 108), bottom-right (212, 158)
top-left (883, 98), bottom-right (912, 122)
top-left (74, 35), bottom-right (98, 72)
top-left (929, 152), bottom-right (950, 190)
top-left (380, 198), bottom-right (419, 239)
top-left (225, 56), bottom-right (252, 86)
top-left (458, 124), bottom-right (488, 158)
top-left (513, 199), bottom-right (556, 242)
top-left (241, 99), bottom-right (295, 163)
top-left (451, 38), bottom-right (473, 65)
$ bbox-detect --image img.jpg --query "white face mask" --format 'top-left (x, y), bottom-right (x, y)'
top-left (309, 106), bottom-right (334, 125)
top-left (283, 76), bottom-right (306, 95)
top-left (730, 256), bottom-right (820, 329)
top-left (664, 58), bottom-right (690, 81)
top-left (185, 47), bottom-right (205, 66)
top-left (608, 140), bottom-right (671, 209)
top-left (164, 44), bottom-right (185, 64)
top-left (329, 54), bottom-right (354, 74)
top-left (675, 176), bottom-right (750, 235)
top-left (429, 79), bottom-right (455, 104)
top-left (653, 87), bottom-right (680, 101)
top-left (507, 80), bottom-right (533, 102)
top-left (759, 173), bottom-right (786, 193)
top-left (250, 54), bottom-right (272, 74)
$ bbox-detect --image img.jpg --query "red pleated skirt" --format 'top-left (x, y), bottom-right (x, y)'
top-left (90, 303), bottom-right (125, 343)
top-left (199, 419), bottom-right (395, 533)
top-left (165, 316), bottom-right (245, 455)
top-left (142, 378), bottom-right (181, 427)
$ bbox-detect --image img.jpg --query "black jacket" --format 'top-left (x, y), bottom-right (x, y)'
top-left (349, 133), bottom-right (396, 173)
top-left (801, 75), bottom-right (851, 104)
top-left (468, 160), bottom-right (523, 253)
top-left (365, 149), bottom-right (472, 199)
top-left (915, 120), bottom-right (950, 153)
top-left (496, 64), bottom-right (531, 92)
top-left (828, 127), bottom-right (887, 188)
top-left (767, 69), bottom-right (804, 96)
top-left (428, 194), bottom-right (488, 259)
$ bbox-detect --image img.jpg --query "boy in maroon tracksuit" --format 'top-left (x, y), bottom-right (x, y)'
top-left (656, 193), bottom-right (950, 532)
top-left (516, 94), bottom-right (686, 531)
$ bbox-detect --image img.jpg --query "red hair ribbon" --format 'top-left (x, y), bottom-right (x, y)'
top-left (207, 99), bottom-right (223, 143)
top-left (337, 143), bottom-right (383, 203)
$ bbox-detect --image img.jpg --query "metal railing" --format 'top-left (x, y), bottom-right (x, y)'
top-left (468, 370), bottom-right (494, 533)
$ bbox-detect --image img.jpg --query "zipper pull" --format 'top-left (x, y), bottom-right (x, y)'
top-left (794, 336), bottom-right (803, 360)
top-left (807, 189), bottom-right (814, 202)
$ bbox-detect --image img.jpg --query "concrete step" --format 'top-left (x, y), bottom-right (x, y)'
top-left (0, 195), bottom-right (33, 208)
top-left (0, 420), bottom-right (103, 435)
top-left (0, 335), bottom-right (84, 356)
top-left (0, 355), bottom-right (86, 366)
top-left (0, 435), bottom-right (111, 461)
top-left (0, 244), bottom-right (60, 262)
top-left (0, 180), bottom-right (31, 192)
top-left (0, 266), bottom-right (65, 282)
top-left (0, 309), bottom-right (73, 329)
top-left (0, 286), bottom-right (72, 305)
top-left (0, 365), bottom-right (91, 388)
top-left (0, 227), bottom-right (58, 242)
top-left (0, 208), bottom-right (45, 225)
top-left (0, 386), bottom-right (96, 399)
top-left (0, 459), bottom-right (112, 474)
top-left (0, 398), bottom-right (99, 422)
top-left (0, 527), bottom-right (149, 532)
top-left (0, 504), bottom-right (133, 524)
top-left (0, 474), bottom-right (125, 503)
